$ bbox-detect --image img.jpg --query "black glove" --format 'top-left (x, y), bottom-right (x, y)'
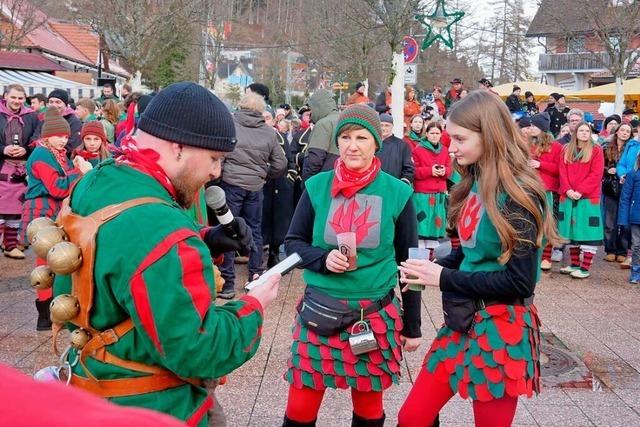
top-left (203, 218), bottom-right (254, 257)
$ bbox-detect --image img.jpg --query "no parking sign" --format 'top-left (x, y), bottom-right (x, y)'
top-left (403, 36), bottom-right (419, 64)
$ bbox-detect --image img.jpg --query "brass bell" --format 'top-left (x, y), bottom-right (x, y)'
top-left (30, 265), bottom-right (55, 290)
top-left (26, 217), bottom-right (56, 244)
top-left (70, 328), bottom-right (91, 349)
top-left (47, 242), bottom-right (82, 275)
top-left (32, 226), bottom-right (67, 259)
top-left (49, 294), bottom-right (80, 324)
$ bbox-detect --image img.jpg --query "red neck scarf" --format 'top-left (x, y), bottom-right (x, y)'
top-left (75, 149), bottom-right (99, 160)
top-left (115, 135), bottom-right (177, 199)
top-left (331, 157), bottom-right (381, 198)
top-left (40, 141), bottom-right (70, 171)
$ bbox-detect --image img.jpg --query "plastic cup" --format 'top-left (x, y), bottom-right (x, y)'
top-left (336, 232), bottom-right (357, 271)
top-left (406, 247), bottom-right (430, 291)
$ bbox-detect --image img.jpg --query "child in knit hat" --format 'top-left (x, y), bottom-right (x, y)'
top-left (20, 107), bottom-right (92, 331)
top-left (74, 121), bottom-right (111, 166)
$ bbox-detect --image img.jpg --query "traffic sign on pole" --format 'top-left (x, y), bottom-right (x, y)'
top-left (404, 64), bottom-right (417, 84)
top-left (402, 36), bottom-right (419, 64)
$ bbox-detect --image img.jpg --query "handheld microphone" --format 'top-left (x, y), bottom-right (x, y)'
top-left (205, 186), bottom-right (238, 238)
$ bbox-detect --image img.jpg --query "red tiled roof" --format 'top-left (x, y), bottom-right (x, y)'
top-left (0, 52), bottom-right (65, 71)
top-left (49, 22), bottom-right (99, 65)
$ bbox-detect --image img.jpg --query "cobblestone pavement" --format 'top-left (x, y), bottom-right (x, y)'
top-left (1, 247), bottom-right (639, 426)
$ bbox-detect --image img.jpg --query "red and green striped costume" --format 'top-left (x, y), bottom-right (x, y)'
top-left (423, 182), bottom-right (542, 401)
top-left (286, 170), bottom-right (417, 392)
top-left (19, 145), bottom-right (80, 244)
top-left (54, 159), bottom-right (264, 426)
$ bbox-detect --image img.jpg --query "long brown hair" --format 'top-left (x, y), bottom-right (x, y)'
top-left (101, 99), bottom-right (120, 125)
top-left (447, 91), bottom-right (561, 263)
top-left (528, 131), bottom-right (553, 157)
top-left (563, 122), bottom-right (594, 163)
top-left (605, 123), bottom-right (631, 164)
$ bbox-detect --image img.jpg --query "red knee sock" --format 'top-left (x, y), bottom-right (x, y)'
top-left (351, 388), bottom-right (384, 419)
top-left (285, 385), bottom-right (325, 423)
top-left (398, 370), bottom-right (453, 427)
top-left (569, 246), bottom-right (580, 267)
top-left (450, 237), bottom-right (460, 250)
top-left (542, 244), bottom-right (552, 262)
top-left (472, 395), bottom-right (518, 427)
top-left (581, 250), bottom-right (594, 271)
top-left (3, 225), bottom-right (18, 251)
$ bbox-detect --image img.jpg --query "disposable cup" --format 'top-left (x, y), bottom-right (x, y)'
top-left (406, 247), bottom-right (430, 291)
top-left (336, 232), bottom-right (357, 271)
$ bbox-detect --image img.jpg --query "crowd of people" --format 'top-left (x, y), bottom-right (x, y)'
top-left (0, 75), bottom-right (636, 427)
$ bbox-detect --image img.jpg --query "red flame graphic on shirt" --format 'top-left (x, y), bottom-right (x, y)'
top-left (458, 194), bottom-right (482, 241)
top-left (329, 199), bottom-right (378, 244)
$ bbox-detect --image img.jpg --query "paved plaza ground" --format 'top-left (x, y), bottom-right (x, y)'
top-left (1, 247), bottom-right (639, 426)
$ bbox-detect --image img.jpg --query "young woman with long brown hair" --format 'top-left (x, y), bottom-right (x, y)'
top-left (396, 90), bottom-right (559, 427)
top-left (526, 112), bottom-right (563, 271)
top-left (558, 121), bottom-right (604, 279)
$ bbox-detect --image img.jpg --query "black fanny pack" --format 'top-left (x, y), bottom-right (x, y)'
top-left (297, 287), bottom-right (394, 336)
top-left (442, 293), bottom-right (533, 334)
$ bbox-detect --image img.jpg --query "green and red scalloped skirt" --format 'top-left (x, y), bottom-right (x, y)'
top-left (285, 295), bottom-right (404, 392)
top-left (423, 304), bottom-right (541, 402)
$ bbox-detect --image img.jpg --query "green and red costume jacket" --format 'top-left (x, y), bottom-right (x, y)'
top-left (284, 170), bottom-right (421, 391)
top-left (54, 159), bottom-right (264, 426)
top-left (19, 145), bottom-right (80, 244)
top-left (423, 180), bottom-right (543, 401)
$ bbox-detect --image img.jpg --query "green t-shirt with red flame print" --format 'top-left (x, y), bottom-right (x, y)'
top-left (303, 170), bottom-right (413, 300)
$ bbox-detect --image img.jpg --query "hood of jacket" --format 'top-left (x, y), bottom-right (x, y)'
top-left (234, 109), bottom-right (266, 128)
top-left (308, 89), bottom-right (337, 124)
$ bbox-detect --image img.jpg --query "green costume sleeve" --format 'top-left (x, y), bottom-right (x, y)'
top-left (115, 234), bottom-right (264, 379)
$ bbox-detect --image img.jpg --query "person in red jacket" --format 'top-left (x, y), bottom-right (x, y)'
top-left (558, 121), bottom-right (604, 279)
top-left (526, 112), bottom-right (563, 271)
top-left (412, 121), bottom-right (451, 258)
top-left (404, 114), bottom-right (425, 150)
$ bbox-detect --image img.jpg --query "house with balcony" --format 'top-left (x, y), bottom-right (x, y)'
top-left (526, 0), bottom-right (640, 91)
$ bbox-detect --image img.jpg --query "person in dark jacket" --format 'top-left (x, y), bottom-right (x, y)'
top-left (544, 93), bottom-right (570, 137)
top-left (289, 107), bottom-right (312, 205)
top-left (218, 92), bottom-right (288, 299)
top-left (262, 125), bottom-right (296, 268)
top-left (523, 91), bottom-right (538, 116)
top-left (0, 84), bottom-right (41, 259)
top-left (39, 89), bottom-right (82, 152)
top-left (617, 153), bottom-right (640, 283)
top-left (505, 85), bottom-right (522, 114)
top-left (376, 113), bottom-right (414, 185)
top-left (301, 89), bottom-right (340, 180)
top-left (374, 86), bottom-right (392, 113)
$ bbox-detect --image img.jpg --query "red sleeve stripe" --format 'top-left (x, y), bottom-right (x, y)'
top-left (186, 395), bottom-right (213, 427)
top-left (130, 228), bottom-right (198, 354)
top-left (176, 240), bottom-right (212, 321)
top-left (237, 295), bottom-right (264, 317)
top-left (31, 161), bottom-right (71, 198)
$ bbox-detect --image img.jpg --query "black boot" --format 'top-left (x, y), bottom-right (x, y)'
top-left (352, 412), bottom-right (385, 427)
top-left (35, 298), bottom-right (52, 331)
top-left (282, 415), bottom-right (316, 427)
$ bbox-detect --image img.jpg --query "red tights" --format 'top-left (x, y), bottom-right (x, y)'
top-left (398, 369), bottom-right (518, 427)
top-left (285, 385), bottom-right (384, 422)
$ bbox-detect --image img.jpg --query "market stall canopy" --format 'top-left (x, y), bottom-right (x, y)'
top-left (572, 79), bottom-right (640, 102)
top-left (492, 81), bottom-right (574, 100)
top-left (0, 69), bottom-right (97, 100)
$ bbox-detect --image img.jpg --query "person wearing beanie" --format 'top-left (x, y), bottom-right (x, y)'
top-left (20, 107), bottom-right (88, 330)
top-left (404, 85), bottom-right (422, 129)
top-left (302, 88), bottom-right (341, 180)
top-left (282, 103), bottom-right (421, 427)
top-left (601, 114), bottom-right (622, 138)
top-left (73, 121), bottom-right (110, 166)
top-left (51, 82), bottom-right (280, 427)
top-left (346, 81), bottom-right (370, 106)
top-left (526, 112), bottom-right (563, 270)
top-left (524, 91), bottom-right (538, 116)
top-left (544, 93), bottom-right (570, 137)
top-left (218, 91), bottom-right (287, 299)
top-left (505, 85), bottom-right (523, 114)
top-left (376, 113), bottom-right (414, 184)
top-left (42, 88), bottom-right (83, 152)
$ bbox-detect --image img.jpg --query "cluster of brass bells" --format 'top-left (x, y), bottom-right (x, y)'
top-left (30, 265), bottom-right (55, 290)
top-left (27, 217), bottom-right (83, 276)
top-left (70, 328), bottom-right (92, 349)
top-left (49, 294), bottom-right (80, 324)
top-left (31, 226), bottom-right (67, 259)
top-left (25, 217), bottom-right (56, 244)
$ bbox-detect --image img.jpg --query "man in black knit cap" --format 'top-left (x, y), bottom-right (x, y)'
top-left (40, 88), bottom-right (83, 151)
top-left (53, 82), bottom-right (281, 426)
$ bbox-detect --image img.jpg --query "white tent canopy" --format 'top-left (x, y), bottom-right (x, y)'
top-left (0, 69), bottom-right (97, 100)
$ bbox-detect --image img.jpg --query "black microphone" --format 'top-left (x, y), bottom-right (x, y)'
top-left (205, 186), bottom-right (238, 238)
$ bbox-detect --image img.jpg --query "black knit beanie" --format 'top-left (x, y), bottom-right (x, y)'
top-left (48, 89), bottom-right (69, 105)
top-left (603, 114), bottom-right (621, 130)
top-left (530, 112), bottom-right (551, 132)
top-left (137, 82), bottom-right (236, 152)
